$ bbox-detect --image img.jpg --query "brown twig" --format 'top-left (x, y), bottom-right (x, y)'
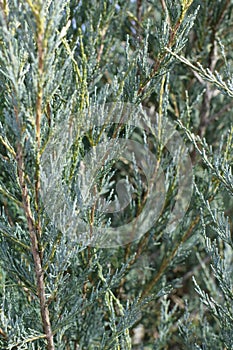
top-left (136, 0), bottom-right (143, 42)
top-left (97, 26), bottom-right (107, 63)
top-left (160, 0), bottom-right (171, 28)
top-left (140, 172), bottom-right (222, 300)
top-left (137, 2), bottom-right (190, 96)
top-left (34, 16), bottom-right (44, 243)
top-left (141, 216), bottom-right (200, 299)
top-left (0, 327), bottom-right (8, 340)
top-left (14, 2), bottom-right (54, 348)
top-left (16, 139), bottom-right (54, 349)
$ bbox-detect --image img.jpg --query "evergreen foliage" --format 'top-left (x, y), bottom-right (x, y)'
top-left (0, 0), bottom-right (232, 349)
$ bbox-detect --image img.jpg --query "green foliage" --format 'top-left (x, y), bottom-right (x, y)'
top-left (0, 0), bottom-right (232, 349)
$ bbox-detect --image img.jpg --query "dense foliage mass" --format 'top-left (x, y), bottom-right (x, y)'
top-left (0, 0), bottom-right (232, 349)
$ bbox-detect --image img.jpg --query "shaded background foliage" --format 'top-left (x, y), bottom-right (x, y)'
top-left (0, 0), bottom-right (232, 349)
